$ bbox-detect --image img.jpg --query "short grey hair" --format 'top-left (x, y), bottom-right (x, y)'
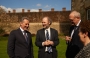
top-left (20, 17), bottom-right (29, 22)
top-left (70, 11), bottom-right (81, 18)
top-left (43, 16), bottom-right (52, 25)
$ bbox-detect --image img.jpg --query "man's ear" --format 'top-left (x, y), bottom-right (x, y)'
top-left (49, 22), bottom-right (51, 25)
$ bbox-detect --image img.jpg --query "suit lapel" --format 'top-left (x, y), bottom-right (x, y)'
top-left (18, 28), bottom-right (25, 40)
top-left (72, 26), bottom-right (79, 38)
top-left (17, 28), bottom-right (29, 45)
top-left (42, 28), bottom-right (46, 41)
top-left (50, 28), bottom-right (52, 40)
top-left (26, 32), bottom-right (30, 45)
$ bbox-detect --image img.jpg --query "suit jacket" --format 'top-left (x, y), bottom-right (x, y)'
top-left (7, 28), bottom-right (33, 58)
top-left (35, 28), bottom-right (59, 58)
top-left (66, 25), bottom-right (84, 58)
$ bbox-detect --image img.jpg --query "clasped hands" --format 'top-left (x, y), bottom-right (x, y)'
top-left (43, 40), bottom-right (54, 46)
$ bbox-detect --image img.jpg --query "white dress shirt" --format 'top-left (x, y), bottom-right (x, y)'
top-left (45, 27), bottom-right (51, 40)
top-left (20, 27), bottom-right (27, 36)
top-left (42, 27), bottom-right (51, 52)
top-left (71, 20), bottom-right (81, 38)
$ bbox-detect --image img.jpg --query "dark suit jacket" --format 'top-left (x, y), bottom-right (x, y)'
top-left (35, 28), bottom-right (59, 58)
top-left (7, 28), bottom-right (33, 58)
top-left (66, 25), bottom-right (84, 58)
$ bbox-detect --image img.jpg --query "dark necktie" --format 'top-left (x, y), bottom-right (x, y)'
top-left (23, 31), bottom-right (28, 43)
top-left (71, 26), bottom-right (78, 38)
top-left (74, 26), bottom-right (78, 30)
top-left (46, 30), bottom-right (52, 53)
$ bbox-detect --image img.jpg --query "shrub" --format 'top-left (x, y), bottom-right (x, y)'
top-left (0, 28), bottom-right (5, 36)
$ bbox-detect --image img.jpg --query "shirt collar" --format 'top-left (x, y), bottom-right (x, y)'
top-left (76, 20), bottom-right (81, 26)
top-left (20, 27), bottom-right (24, 32)
top-left (45, 27), bottom-right (50, 31)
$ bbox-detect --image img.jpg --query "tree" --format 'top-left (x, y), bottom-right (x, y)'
top-left (0, 7), bottom-right (9, 36)
top-left (0, 6), bottom-right (9, 23)
top-left (0, 7), bottom-right (6, 14)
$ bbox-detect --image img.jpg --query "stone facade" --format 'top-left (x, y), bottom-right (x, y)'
top-left (0, 8), bottom-right (71, 35)
top-left (71, 0), bottom-right (90, 20)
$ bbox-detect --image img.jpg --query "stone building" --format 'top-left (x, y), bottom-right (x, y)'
top-left (0, 8), bottom-right (71, 35)
top-left (71, 0), bottom-right (90, 20)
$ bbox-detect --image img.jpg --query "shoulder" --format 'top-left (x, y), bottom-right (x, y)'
top-left (10, 28), bottom-right (20, 34)
top-left (50, 28), bottom-right (57, 32)
top-left (37, 28), bottom-right (44, 32)
top-left (10, 29), bottom-right (17, 34)
top-left (26, 30), bottom-right (31, 35)
top-left (36, 28), bottom-right (44, 35)
top-left (50, 28), bottom-right (58, 34)
top-left (81, 44), bottom-right (90, 56)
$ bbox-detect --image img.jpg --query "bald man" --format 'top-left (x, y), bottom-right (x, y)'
top-left (65, 11), bottom-right (84, 58)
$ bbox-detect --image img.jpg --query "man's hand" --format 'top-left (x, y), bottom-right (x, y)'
top-left (43, 41), bottom-right (49, 46)
top-left (65, 36), bottom-right (71, 42)
top-left (43, 40), bottom-right (54, 46)
top-left (47, 40), bottom-right (54, 45)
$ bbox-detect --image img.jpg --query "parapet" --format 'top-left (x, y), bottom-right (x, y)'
top-left (8, 7), bottom-right (67, 13)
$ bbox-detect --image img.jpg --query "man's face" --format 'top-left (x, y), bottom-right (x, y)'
top-left (42, 17), bottom-right (50, 29)
top-left (69, 15), bottom-right (77, 25)
top-left (20, 19), bottom-right (29, 30)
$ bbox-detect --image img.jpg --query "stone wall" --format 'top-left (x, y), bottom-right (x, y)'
top-left (0, 8), bottom-right (71, 35)
top-left (4, 11), bottom-right (71, 23)
top-left (0, 22), bottom-right (70, 35)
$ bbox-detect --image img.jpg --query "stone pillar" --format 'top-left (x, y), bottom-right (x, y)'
top-left (62, 7), bottom-right (66, 11)
top-left (27, 10), bottom-right (30, 13)
top-left (51, 8), bottom-right (54, 11)
top-left (8, 10), bottom-right (11, 13)
top-left (13, 9), bottom-right (16, 13)
top-left (39, 9), bottom-right (42, 12)
top-left (22, 9), bottom-right (24, 13)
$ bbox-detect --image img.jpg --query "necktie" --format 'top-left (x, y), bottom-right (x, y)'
top-left (23, 31), bottom-right (28, 43)
top-left (46, 30), bottom-right (49, 40)
top-left (74, 26), bottom-right (78, 30)
top-left (71, 26), bottom-right (78, 38)
top-left (46, 30), bottom-right (52, 53)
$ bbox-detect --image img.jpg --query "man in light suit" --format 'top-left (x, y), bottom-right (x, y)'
top-left (35, 16), bottom-right (59, 58)
top-left (7, 17), bottom-right (33, 58)
top-left (65, 11), bottom-right (84, 58)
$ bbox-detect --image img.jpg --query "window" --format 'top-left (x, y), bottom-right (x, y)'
top-left (87, 9), bottom-right (90, 20)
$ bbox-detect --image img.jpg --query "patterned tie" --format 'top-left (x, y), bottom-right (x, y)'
top-left (46, 30), bottom-right (52, 53)
top-left (23, 31), bottom-right (28, 43)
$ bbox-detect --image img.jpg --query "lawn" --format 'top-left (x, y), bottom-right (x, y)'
top-left (0, 36), bottom-right (67, 58)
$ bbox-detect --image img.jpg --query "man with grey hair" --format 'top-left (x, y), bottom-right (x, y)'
top-left (65, 11), bottom-right (84, 58)
top-left (35, 16), bottom-right (59, 58)
top-left (7, 17), bottom-right (33, 58)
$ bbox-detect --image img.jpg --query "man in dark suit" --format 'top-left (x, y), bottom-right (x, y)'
top-left (7, 17), bottom-right (33, 58)
top-left (35, 16), bottom-right (59, 58)
top-left (65, 11), bottom-right (84, 58)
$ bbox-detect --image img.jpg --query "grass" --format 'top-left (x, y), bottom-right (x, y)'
top-left (0, 37), bottom-right (9, 58)
top-left (0, 36), bottom-right (67, 58)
